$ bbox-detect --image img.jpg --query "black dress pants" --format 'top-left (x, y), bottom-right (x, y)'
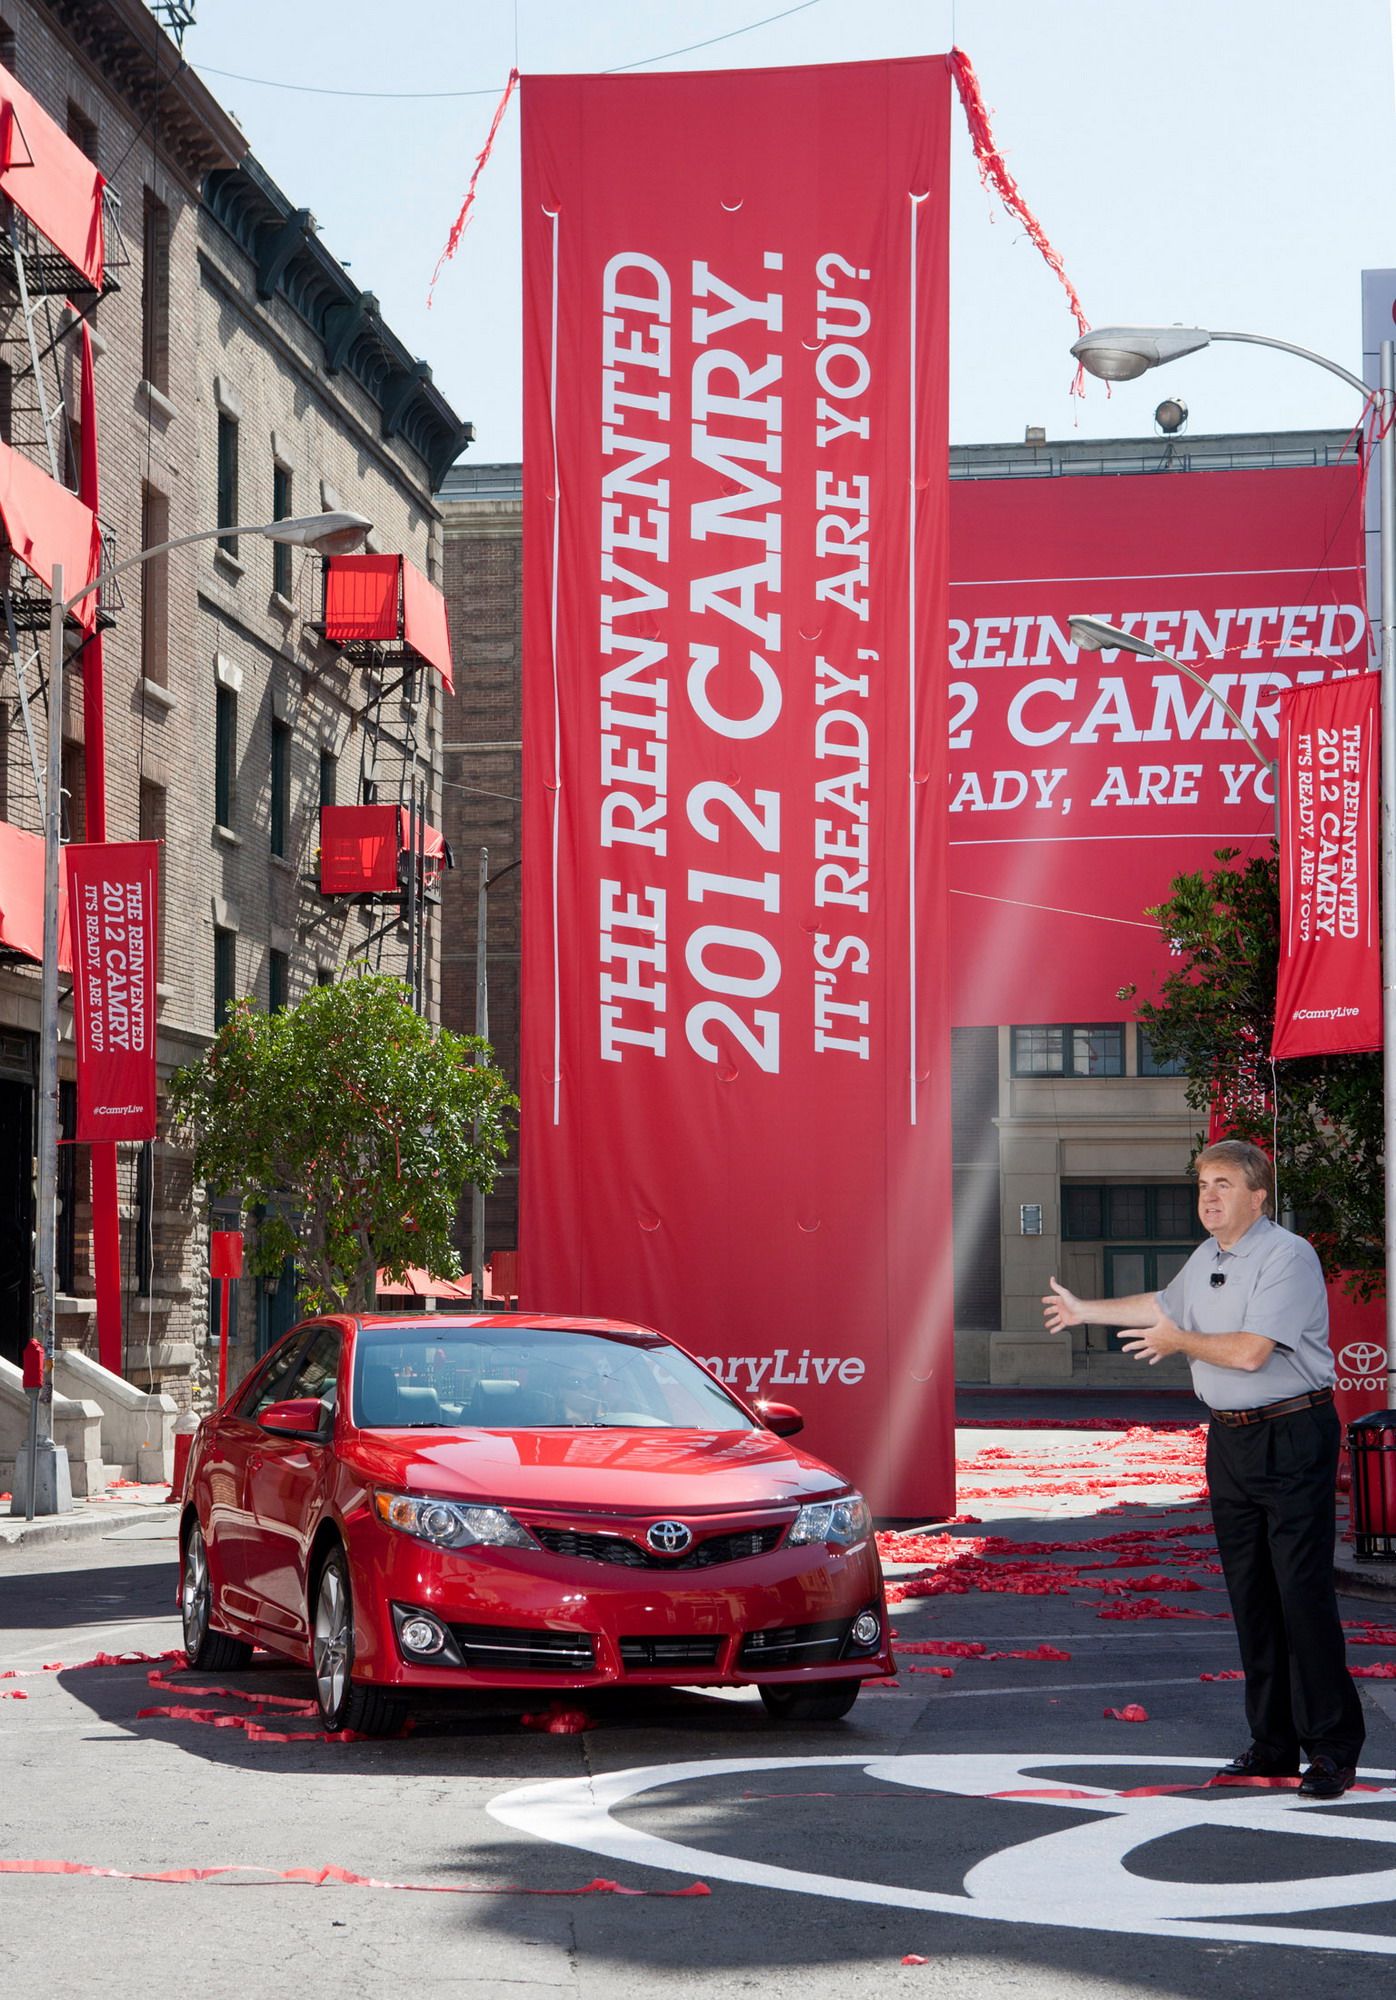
top-left (1206, 1402), bottom-right (1364, 1764)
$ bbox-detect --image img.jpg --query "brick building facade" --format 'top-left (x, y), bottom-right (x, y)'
top-left (0, 1), bottom-right (468, 1401)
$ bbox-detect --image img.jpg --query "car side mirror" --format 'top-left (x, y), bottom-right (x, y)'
top-left (756, 1400), bottom-right (803, 1437)
top-left (259, 1396), bottom-right (329, 1439)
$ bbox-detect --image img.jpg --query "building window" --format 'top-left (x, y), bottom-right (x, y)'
top-left (215, 685), bottom-right (236, 829)
top-left (63, 412), bottom-right (83, 493)
top-left (1011, 1024), bottom-right (1125, 1077)
top-left (270, 718), bottom-right (289, 858)
top-left (134, 1140), bottom-right (155, 1296)
top-left (141, 189), bottom-right (171, 395)
top-left (318, 746), bottom-right (336, 808)
top-left (0, 360), bottom-right (11, 446)
top-left (60, 738), bottom-right (85, 842)
top-left (139, 779), bottom-right (166, 977)
top-left (217, 411), bottom-right (239, 557)
top-left (1138, 1028), bottom-right (1186, 1077)
top-left (272, 462), bottom-right (292, 598)
top-left (214, 927), bottom-right (237, 1028)
top-left (269, 949), bottom-right (289, 1013)
top-left (0, 23), bottom-right (17, 77)
top-left (316, 965), bottom-right (335, 988)
top-left (140, 484), bottom-right (170, 686)
top-left (66, 102), bottom-right (98, 164)
top-left (1062, 1184), bottom-right (1204, 1244)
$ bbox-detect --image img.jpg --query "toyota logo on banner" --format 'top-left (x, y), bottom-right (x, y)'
top-left (646, 1521), bottom-right (693, 1556)
top-left (1339, 1342), bottom-right (1387, 1379)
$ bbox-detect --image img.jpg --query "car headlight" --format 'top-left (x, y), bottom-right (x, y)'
top-left (787, 1493), bottom-right (871, 1547)
top-left (373, 1490), bottom-right (534, 1550)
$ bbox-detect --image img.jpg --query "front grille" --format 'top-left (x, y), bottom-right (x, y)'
top-left (619, 1635), bottom-right (723, 1671)
top-left (738, 1617), bottom-right (849, 1670)
top-left (531, 1523), bottom-right (784, 1569)
top-left (445, 1621), bottom-right (595, 1672)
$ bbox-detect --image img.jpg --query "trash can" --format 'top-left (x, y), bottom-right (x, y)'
top-left (1348, 1410), bottom-right (1396, 1561)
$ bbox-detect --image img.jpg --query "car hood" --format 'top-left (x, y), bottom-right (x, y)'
top-left (342, 1426), bottom-right (848, 1514)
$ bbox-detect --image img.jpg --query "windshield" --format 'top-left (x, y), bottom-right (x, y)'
top-left (352, 1324), bottom-right (756, 1432)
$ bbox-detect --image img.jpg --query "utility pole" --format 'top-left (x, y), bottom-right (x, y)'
top-left (471, 845), bottom-right (488, 1307)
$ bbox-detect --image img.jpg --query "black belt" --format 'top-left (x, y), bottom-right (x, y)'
top-left (1210, 1386), bottom-right (1333, 1428)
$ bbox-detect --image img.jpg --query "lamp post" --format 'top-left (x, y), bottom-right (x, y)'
top-left (20, 510), bottom-right (370, 1517)
top-left (470, 850), bottom-right (521, 1307)
top-left (1072, 322), bottom-right (1396, 1408)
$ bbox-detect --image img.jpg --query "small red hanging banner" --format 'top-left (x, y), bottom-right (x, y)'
top-left (65, 841), bottom-right (160, 1140)
top-left (1273, 674), bottom-right (1382, 1059)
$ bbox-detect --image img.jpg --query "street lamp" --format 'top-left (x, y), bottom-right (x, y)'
top-left (1072, 320), bottom-right (1396, 1407)
top-left (21, 510), bottom-right (371, 1517)
top-left (1067, 615), bottom-right (1278, 831)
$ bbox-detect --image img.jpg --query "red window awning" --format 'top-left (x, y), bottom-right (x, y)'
top-left (320, 805), bottom-right (445, 897)
top-left (0, 438), bottom-right (101, 631)
top-left (0, 819), bottom-right (72, 971)
top-left (323, 553), bottom-right (455, 694)
top-left (0, 65), bottom-right (104, 292)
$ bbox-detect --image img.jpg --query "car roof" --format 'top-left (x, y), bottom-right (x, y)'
top-left (349, 1313), bottom-right (663, 1337)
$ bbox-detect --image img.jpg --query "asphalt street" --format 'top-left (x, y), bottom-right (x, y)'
top-left (4, 1428), bottom-right (1396, 1999)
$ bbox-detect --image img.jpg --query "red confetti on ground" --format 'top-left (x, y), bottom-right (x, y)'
top-left (1353, 1661), bottom-right (1396, 1679)
top-left (1348, 1627), bottom-right (1396, 1646)
top-left (2, 1690), bottom-right (28, 1700)
top-left (1103, 1704), bottom-right (1149, 1723)
top-left (521, 1703), bottom-right (596, 1734)
top-left (960, 1419), bottom-right (1202, 1432)
top-left (1199, 1670), bottom-right (1245, 1681)
top-left (908, 1666), bottom-right (955, 1678)
top-left (901, 1954), bottom-right (929, 1965)
top-left (1097, 1599), bottom-right (1228, 1621)
top-left (0, 1857), bottom-right (709, 1897)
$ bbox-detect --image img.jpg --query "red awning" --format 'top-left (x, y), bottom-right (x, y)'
top-left (0, 66), bottom-right (104, 292)
top-left (320, 804), bottom-right (445, 896)
top-left (323, 553), bottom-right (400, 643)
top-left (0, 439), bottom-right (100, 631)
top-left (323, 553), bottom-right (455, 693)
top-left (0, 819), bottom-right (72, 971)
top-left (401, 558), bottom-right (455, 694)
top-left (375, 1266), bottom-right (475, 1301)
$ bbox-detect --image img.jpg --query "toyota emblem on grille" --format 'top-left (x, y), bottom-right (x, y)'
top-left (646, 1520), bottom-right (693, 1555)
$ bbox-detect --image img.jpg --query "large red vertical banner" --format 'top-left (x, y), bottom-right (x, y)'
top-left (519, 58), bottom-right (954, 1515)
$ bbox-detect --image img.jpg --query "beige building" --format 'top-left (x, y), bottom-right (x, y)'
top-left (0, 1), bottom-right (467, 1400)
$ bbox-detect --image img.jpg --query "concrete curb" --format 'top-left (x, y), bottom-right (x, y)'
top-left (0, 1497), bottom-right (175, 1552)
top-left (1335, 1543), bottom-right (1396, 1604)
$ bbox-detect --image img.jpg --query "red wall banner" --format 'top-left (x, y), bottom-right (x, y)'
top-left (519, 58), bottom-right (955, 1515)
top-left (1272, 672), bottom-right (1381, 1058)
top-left (948, 461), bottom-right (1365, 1025)
top-left (65, 841), bottom-right (159, 1142)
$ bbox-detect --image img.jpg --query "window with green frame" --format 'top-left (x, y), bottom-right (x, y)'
top-left (1062, 1183), bottom-right (1205, 1244)
top-left (1011, 1024), bottom-right (1125, 1077)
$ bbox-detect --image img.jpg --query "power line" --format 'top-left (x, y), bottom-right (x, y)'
top-left (190, 0), bottom-right (824, 102)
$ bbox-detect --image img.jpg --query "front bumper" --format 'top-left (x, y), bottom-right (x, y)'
top-left (341, 1505), bottom-right (892, 1691)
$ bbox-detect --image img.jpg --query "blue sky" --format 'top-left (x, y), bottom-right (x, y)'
top-left (185, 0), bottom-right (1396, 460)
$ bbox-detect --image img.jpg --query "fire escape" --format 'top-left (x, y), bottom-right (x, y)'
top-left (315, 553), bottom-right (455, 1010)
top-left (0, 64), bottom-right (126, 848)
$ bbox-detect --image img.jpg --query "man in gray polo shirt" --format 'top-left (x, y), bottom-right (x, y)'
top-left (1044, 1139), bottom-right (1363, 1799)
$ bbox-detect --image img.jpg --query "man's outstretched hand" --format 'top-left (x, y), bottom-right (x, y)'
top-left (1043, 1276), bottom-right (1083, 1333)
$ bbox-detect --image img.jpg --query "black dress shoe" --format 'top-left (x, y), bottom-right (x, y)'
top-left (1216, 1744), bottom-right (1301, 1779)
top-left (1298, 1755), bottom-right (1358, 1799)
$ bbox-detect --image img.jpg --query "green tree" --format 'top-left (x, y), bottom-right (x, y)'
top-left (1126, 847), bottom-right (1383, 1295)
top-left (169, 973), bottom-right (516, 1312)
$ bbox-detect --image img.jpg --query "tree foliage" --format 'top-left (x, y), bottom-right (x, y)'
top-left (168, 974), bottom-right (516, 1312)
top-left (1127, 847), bottom-right (1383, 1296)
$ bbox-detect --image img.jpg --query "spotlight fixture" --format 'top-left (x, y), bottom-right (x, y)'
top-left (1154, 397), bottom-right (1188, 435)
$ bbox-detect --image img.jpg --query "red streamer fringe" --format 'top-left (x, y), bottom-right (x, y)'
top-left (428, 67), bottom-right (520, 305)
top-left (0, 1857), bottom-right (710, 1898)
top-left (948, 48), bottom-right (1089, 395)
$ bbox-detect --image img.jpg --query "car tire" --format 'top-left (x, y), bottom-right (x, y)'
top-left (311, 1546), bottom-right (406, 1737)
top-left (180, 1519), bottom-right (253, 1671)
top-left (758, 1678), bottom-right (863, 1724)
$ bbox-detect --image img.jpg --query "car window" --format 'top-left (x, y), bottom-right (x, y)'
top-left (236, 1329), bottom-right (313, 1420)
top-left (266, 1324), bottom-right (341, 1428)
top-left (352, 1324), bottom-right (755, 1431)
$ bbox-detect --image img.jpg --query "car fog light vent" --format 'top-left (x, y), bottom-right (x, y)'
top-left (851, 1611), bottom-right (881, 1649)
top-left (400, 1615), bottom-right (446, 1655)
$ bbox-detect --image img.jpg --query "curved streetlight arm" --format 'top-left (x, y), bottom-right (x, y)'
top-left (58, 511), bottom-right (372, 618)
top-left (1151, 646), bottom-right (1274, 774)
top-left (1069, 616), bottom-right (1275, 775)
top-left (1207, 330), bottom-right (1372, 401)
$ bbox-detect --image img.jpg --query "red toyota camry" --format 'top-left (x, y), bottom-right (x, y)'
top-left (179, 1313), bottom-right (892, 1734)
